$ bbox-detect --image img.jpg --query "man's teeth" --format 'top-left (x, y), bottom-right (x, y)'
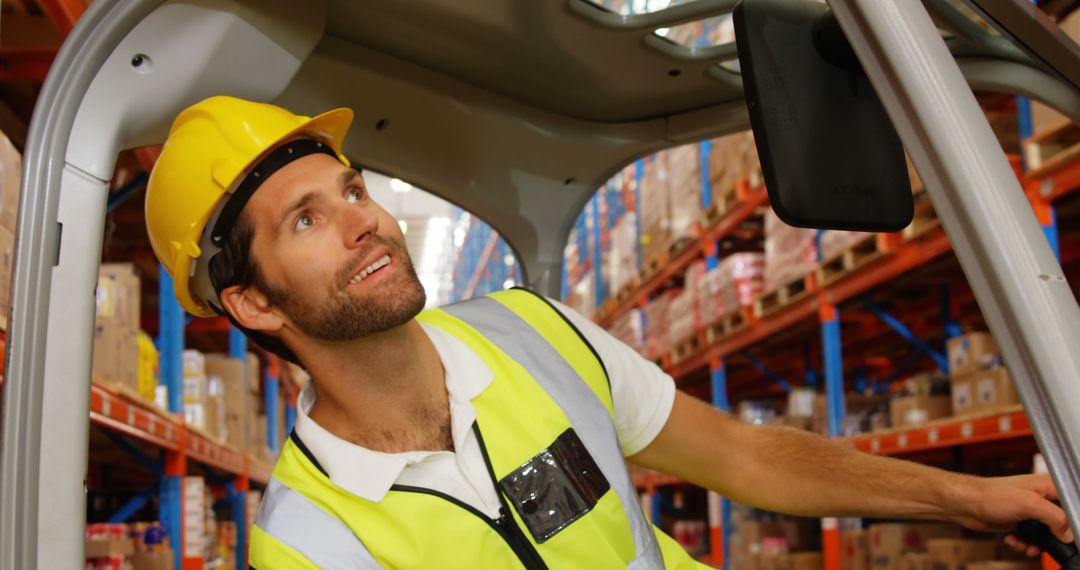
top-left (349, 255), bottom-right (391, 284)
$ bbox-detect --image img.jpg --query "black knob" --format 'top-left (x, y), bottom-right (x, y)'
top-left (1015, 520), bottom-right (1079, 568)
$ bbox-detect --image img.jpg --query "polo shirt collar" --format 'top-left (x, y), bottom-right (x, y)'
top-left (292, 320), bottom-right (493, 502)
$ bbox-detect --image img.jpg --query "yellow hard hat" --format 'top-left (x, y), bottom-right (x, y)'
top-left (145, 96), bottom-right (354, 316)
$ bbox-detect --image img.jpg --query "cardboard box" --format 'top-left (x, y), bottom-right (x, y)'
top-left (902, 553), bottom-right (931, 570)
top-left (869, 523), bottom-right (963, 570)
top-left (952, 367), bottom-right (1018, 415)
top-left (0, 130), bottom-right (21, 233)
top-left (92, 323), bottom-right (139, 391)
top-left (842, 530), bottom-right (870, 570)
top-left (247, 352), bottom-right (262, 392)
top-left (778, 553), bottom-right (823, 570)
top-left (947, 333), bottom-right (999, 378)
top-left (99, 263), bottom-right (141, 331)
top-left (85, 537), bottom-right (135, 558)
top-left (183, 477), bottom-right (206, 558)
top-left (966, 562), bottom-right (1039, 570)
top-left (926, 539), bottom-right (997, 570)
top-left (890, 395), bottom-right (952, 428)
top-left (0, 224), bottom-right (13, 318)
top-left (739, 521), bottom-right (787, 555)
top-left (972, 367), bottom-right (1018, 411)
top-left (130, 550), bottom-right (175, 570)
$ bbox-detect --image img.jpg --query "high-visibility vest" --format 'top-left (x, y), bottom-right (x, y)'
top-left (249, 288), bottom-right (706, 569)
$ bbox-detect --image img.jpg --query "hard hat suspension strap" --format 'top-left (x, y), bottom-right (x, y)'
top-left (209, 138), bottom-right (338, 247)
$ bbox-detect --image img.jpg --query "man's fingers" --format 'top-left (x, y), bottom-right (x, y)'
top-left (1028, 495), bottom-right (1074, 543)
top-left (1027, 545), bottom-right (1041, 558)
top-left (1004, 536), bottom-right (1027, 552)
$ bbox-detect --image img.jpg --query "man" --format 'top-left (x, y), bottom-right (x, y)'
top-left (145, 96), bottom-right (1071, 569)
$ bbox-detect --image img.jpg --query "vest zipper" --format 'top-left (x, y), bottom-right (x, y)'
top-left (472, 423), bottom-right (548, 570)
top-left (387, 423), bottom-right (546, 569)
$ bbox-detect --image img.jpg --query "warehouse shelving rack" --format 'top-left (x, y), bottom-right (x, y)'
top-left (580, 118), bottom-right (1080, 569)
top-left (0, 2), bottom-right (284, 568)
top-left (449, 207), bottom-right (522, 303)
top-left (5, 1), bottom-right (1080, 569)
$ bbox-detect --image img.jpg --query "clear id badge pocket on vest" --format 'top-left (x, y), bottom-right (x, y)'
top-left (498, 428), bottom-right (611, 543)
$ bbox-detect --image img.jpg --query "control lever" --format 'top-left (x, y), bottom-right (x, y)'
top-left (1015, 520), bottom-right (1080, 569)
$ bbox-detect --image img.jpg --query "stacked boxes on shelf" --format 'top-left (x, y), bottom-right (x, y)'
top-left (609, 309), bottom-right (646, 355)
top-left (811, 392), bottom-right (890, 436)
top-left (819, 230), bottom-right (873, 262)
top-left (868, 523), bottom-right (963, 570)
top-left (762, 210), bottom-right (818, 295)
top-left (640, 153), bottom-right (671, 270)
top-left (763, 210), bottom-right (817, 294)
top-left (179, 477), bottom-right (238, 568)
top-left (566, 272), bottom-right (597, 319)
top-left (666, 142), bottom-right (703, 245)
top-left (842, 522), bottom-right (1036, 570)
top-left (183, 477), bottom-right (207, 562)
top-left (707, 131), bottom-right (761, 202)
top-left (948, 332), bottom-right (1019, 416)
top-left (888, 372), bottom-right (953, 429)
top-left (182, 350), bottom-right (210, 433)
top-left (86, 522), bottom-right (175, 570)
top-left (0, 130), bottom-right (20, 319)
top-left (643, 290), bottom-right (677, 360)
top-left (709, 253), bottom-right (765, 320)
top-left (93, 264), bottom-right (154, 398)
top-left (564, 201), bottom-right (592, 291)
top-left (666, 287), bottom-right (696, 352)
top-left (247, 353), bottom-right (273, 461)
top-left (606, 211), bottom-right (639, 299)
top-left (728, 508), bottom-right (821, 570)
top-left (205, 354), bottom-right (248, 450)
top-left (774, 387), bottom-right (816, 431)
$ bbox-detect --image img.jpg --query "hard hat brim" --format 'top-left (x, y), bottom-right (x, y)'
top-left (175, 106), bottom-right (356, 317)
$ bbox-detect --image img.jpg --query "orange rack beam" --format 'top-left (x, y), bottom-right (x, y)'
top-left (89, 381), bottom-right (273, 485)
top-left (600, 183), bottom-right (770, 329)
top-left (848, 406), bottom-right (1030, 455)
top-left (667, 227), bottom-right (952, 379)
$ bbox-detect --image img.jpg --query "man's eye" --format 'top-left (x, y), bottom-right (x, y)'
top-left (346, 188), bottom-right (364, 203)
top-left (294, 214), bottom-right (315, 231)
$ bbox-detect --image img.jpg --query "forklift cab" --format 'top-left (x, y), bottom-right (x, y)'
top-left (3, 0), bottom-right (1080, 568)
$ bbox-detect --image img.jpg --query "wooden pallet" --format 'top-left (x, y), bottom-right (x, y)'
top-left (704, 308), bottom-right (749, 343)
top-left (640, 255), bottom-right (665, 283)
top-left (816, 234), bottom-right (886, 287)
top-left (614, 279), bottom-right (639, 304)
top-left (754, 275), bottom-right (811, 318)
top-left (668, 236), bottom-right (696, 258)
top-left (699, 188), bottom-right (739, 228)
top-left (1025, 122), bottom-right (1080, 179)
top-left (670, 332), bottom-right (704, 364)
top-left (902, 196), bottom-right (940, 242)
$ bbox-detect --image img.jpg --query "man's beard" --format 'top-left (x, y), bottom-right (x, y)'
top-left (262, 237), bottom-right (427, 342)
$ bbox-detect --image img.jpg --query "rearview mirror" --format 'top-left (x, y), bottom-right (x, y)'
top-left (733, 0), bottom-right (914, 231)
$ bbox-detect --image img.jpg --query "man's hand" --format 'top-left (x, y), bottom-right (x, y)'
top-left (945, 474), bottom-right (1074, 557)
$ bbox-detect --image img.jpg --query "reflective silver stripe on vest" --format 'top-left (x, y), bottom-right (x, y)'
top-left (255, 477), bottom-right (383, 569)
top-left (442, 296), bottom-right (665, 569)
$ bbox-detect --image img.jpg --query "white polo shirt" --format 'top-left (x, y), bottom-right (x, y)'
top-left (293, 299), bottom-right (675, 519)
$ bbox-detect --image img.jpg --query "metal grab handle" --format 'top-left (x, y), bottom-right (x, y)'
top-left (1015, 520), bottom-right (1080, 569)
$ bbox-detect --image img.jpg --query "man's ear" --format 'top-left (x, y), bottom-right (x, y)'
top-left (220, 285), bottom-right (284, 333)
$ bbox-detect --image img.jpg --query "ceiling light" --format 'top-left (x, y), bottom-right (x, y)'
top-left (390, 178), bottom-right (413, 193)
top-left (398, 220), bottom-right (408, 234)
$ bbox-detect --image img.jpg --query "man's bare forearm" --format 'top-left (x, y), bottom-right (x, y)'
top-left (633, 393), bottom-right (971, 521)
top-left (633, 392), bottom-right (1070, 541)
top-left (715, 424), bottom-right (967, 520)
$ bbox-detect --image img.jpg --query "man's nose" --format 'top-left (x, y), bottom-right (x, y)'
top-left (341, 202), bottom-right (378, 248)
